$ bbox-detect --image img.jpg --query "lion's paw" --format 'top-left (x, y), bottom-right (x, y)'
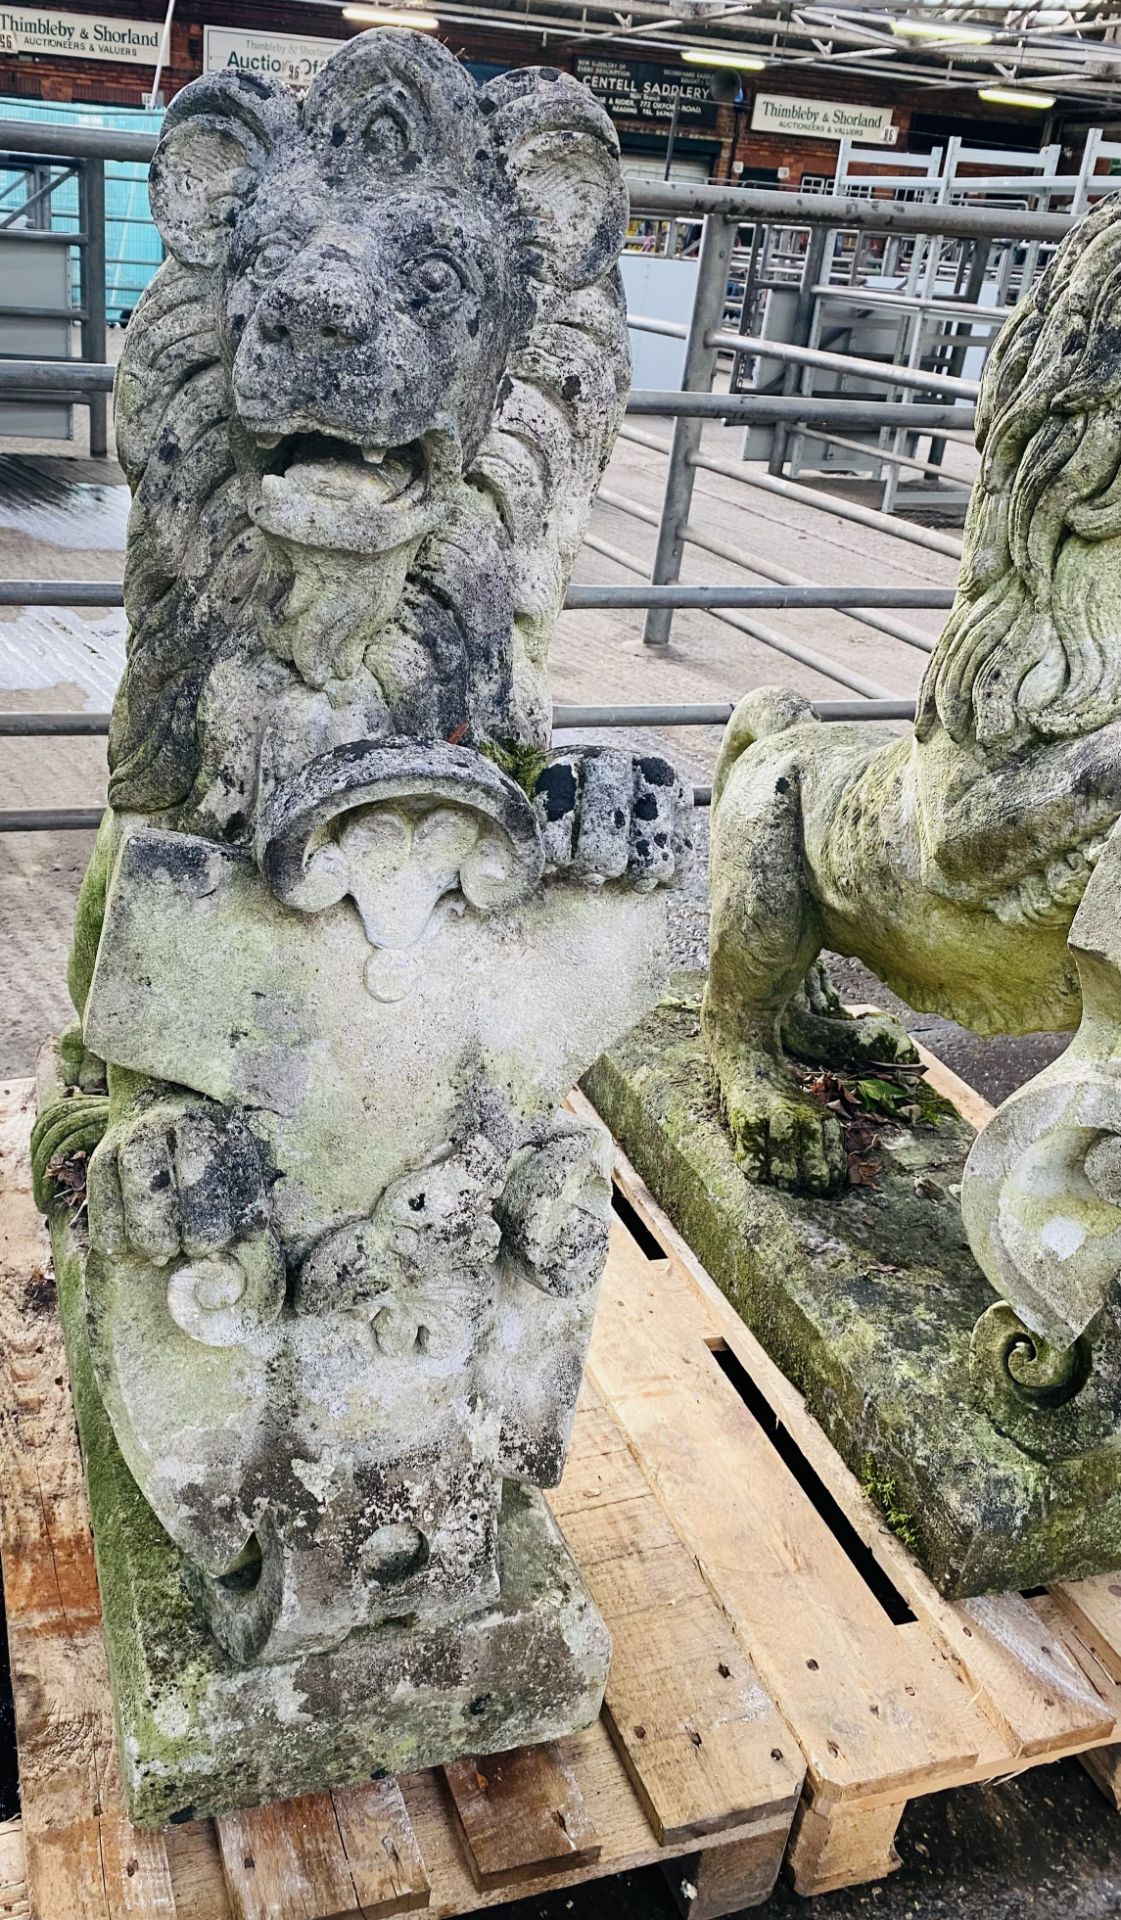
top-left (722, 1074), bottom-right (845, 1195)
top-left (534, 748), bottom-right (693, 890)
top-left (90, 1100), bottom-right (270, 1266)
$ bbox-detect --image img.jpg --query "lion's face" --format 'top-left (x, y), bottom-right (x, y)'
top-left (147, 33), bottom-right (585, 561)
top-left (120, 31), bottom-right (629, 754)
top-left (223, 172), bottom-right (516, 555)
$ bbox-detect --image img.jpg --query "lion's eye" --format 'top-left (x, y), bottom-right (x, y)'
top-left (412, 256), bottom-right (463, 302)
top-left (252, 239), bottom-right (296, 283)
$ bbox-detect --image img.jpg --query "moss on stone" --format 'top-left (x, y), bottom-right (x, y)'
top-left (480, 737), bottom-right (550, 797)
top-left (584, 971), bottom-right (1121, 1597)
top-left (66, 810), bottom-right (114, 1017)
top-left (860, 1455), bottom-right (920, 1553)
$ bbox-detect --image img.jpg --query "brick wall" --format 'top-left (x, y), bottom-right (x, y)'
top-left (0, 0), bottom-right (1027, 188)
top-left (0, 7), bottom-right (196, 104)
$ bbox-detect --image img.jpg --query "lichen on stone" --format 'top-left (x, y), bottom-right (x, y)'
top-left (41, 28), bottom-right (698, 1822)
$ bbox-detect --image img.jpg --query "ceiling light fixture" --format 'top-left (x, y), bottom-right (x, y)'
top-left (342, 6), bottom-right (440, 26)
top-left (891, 17), bottom-right (993, 41)
top-left (977, 84), bottom-right (1056, 107)
top-left (682, 47), bottom-right (766, 69)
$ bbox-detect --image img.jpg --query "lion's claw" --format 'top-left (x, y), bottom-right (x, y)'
top-left (723, 1081), bottom-right (845, 1195)
top-left (91, 1100), bottom-right (270, 1265)
top-left (534, 748), bottom-right (693, 889)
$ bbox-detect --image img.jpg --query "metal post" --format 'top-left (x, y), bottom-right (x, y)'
top-left (663, 90), bottom-right (681, 182)
top-left (768, 223), bottom-right (828, 478)
top-left (82, 157), bottom-right (108, 458)
top-left (145, 0), bottom-right (177, 112)
top-left (642, 212), bottom-right (735, 648)
top-left (926, 236), bottom-right (990, 475)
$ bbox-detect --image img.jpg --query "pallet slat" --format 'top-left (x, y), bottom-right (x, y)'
top-left (217, 1794), bottom-right (361, 1920)
top-left (551, 1383), bottom-right (803, 1848)
top-left (331, 1783), bottom-right (430, 1918)
top-left (958, 1593), bottom-right (1114, 1754)
top-left (0, 1819), bottom-right (29, 1920)
top-left (163, 1822), bottom-right (235, 1920)
top-left (1029, 1595), bottom-right (1121, 1810)
top-left (1052, 1576), bottom-right (1121, 1684)
top-left (217, 1782), bottom-right (430, 1920)
top-left (442, 1746), bottom-right (599, 1890)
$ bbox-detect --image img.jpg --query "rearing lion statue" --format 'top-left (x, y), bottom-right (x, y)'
top-left (705, 193), bottom-right (1121, 1192)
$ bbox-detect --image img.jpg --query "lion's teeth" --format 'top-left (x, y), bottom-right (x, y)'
top-left (362, 446), bottom-right (388, 465)
top-left (255, 433), bottom-right (282, 450)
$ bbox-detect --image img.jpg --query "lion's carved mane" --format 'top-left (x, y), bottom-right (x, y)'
top-left (107, 42), bottom-right (630, 819)
top-left (917, 194), bottom-right (1121, 754)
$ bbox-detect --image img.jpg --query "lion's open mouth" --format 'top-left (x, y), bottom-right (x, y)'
top-left (247, 425), bottom-right (442, 553)
top-left (259, 430), bottom-right (428, 507)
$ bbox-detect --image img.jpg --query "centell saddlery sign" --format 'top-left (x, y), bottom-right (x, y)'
top-left (751, 94), bottom-right (898, 144)
top-left (575, 57), bottom-right (719, 129)
top-left (0, 6), bottom-right (162, 63)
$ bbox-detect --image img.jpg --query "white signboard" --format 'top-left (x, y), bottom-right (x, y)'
top-left (0, 6), bottom-right (162, 64)
top-left (751, 95), bottom-right (898, 145)
top-left (204, 26), bottom-right (344, 87)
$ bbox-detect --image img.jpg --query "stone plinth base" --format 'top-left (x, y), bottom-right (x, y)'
top-left (50, 1208), bottom-right (610, 1828)
top-left (583, 974), bottom-right (1121, 1599)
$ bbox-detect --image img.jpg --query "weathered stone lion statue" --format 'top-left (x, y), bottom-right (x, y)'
top-left (33, 32), bottom-right (692, 1822)
top-left (78, 31), bottom-right (635, 887)
top-left (705, 193), bottom-right (1121, 1194)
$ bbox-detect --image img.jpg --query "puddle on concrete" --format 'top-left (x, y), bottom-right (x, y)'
top-left (0, 454), bottom-right (129, 550)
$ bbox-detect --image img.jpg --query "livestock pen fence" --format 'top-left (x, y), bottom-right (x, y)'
top-left (0, 118), bottom-right (1089, 830)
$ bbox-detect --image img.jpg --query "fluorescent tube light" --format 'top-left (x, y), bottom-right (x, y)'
top-left (342, 7), bottom-right (440, 26)
top-left (977, 85), bottom-right (1056, 107)
top-left (891, 17), bottom-right (993, 40)
top-left (682, 47), bottom-right (766, 69)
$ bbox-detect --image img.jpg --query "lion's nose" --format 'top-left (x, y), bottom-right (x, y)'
top-left (258, 278), bottom-right (370, 351)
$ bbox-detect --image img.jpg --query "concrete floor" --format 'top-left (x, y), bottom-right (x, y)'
top-left (0, 421), bottom-right (1105, 1916)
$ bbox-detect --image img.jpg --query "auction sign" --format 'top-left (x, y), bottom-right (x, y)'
top-left (204, 26), bottom-right (344, 86)
top-left (574, 56), bottom-right (719, 129)
top-left (0, 6), bottom-right (162, 63)
top-left (750, 94), bottom-right (898, 144)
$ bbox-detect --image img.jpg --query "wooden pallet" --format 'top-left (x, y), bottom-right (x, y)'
top-left (3, 1051), bottom-right (1121, 1920)
top-left (571, 1059), bottom-right (1121, 1896)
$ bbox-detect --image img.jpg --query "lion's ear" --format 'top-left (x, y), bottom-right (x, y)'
top-left (481, 69), bottom-right (628, 291)
top-left (149, 73), bottom-right (298, 268)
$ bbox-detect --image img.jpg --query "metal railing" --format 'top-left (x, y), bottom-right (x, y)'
top-left (0, 122), bottom-right (1089, 832)
top-left (0, 145), bottom-right (108, 456)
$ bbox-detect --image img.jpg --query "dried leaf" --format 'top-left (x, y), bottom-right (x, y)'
top-left (48, 1149), bottom-right (89, 1217)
